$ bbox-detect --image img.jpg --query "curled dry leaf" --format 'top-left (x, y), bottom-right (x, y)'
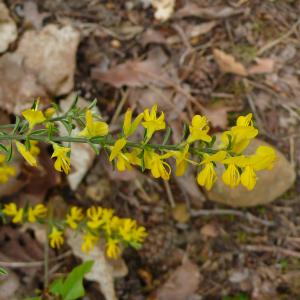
top-left (67, 231), bottom-right (128, 300)
top-left (151, 0), bottom-right (175, 21)
top-left (0, 2), bottom-right (17, 53)
top-left (213, 49), bottom-right (248, 76)
top-left (155, 258), bottom-right (202, 300)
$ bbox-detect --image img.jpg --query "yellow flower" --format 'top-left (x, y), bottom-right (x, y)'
top-left (106, 238), bottom-right (121, 259)
top-left (105, 216), bottom-right (121, 236)
top-left (144, 150), bottom-right (172, 180)
top-left (173, 144), bottom-right (190, 176)
top-left (221, 156), bottom-right (244, 188)
top-left (241, 165), bottom-right (257, 190)
top-left (44, 107), bottom-right (56, 119)
top-left (81, 233), bottom-right (98, 253)
top-left (118, 218), bottom-right (147, 246)
top-left (86, 206), bottom-right (103, 229)
top-left (0, 165), bottom-right (16, 183)
top-left (109, 138), bottom-right (127, 162)
top-left (12, 208), bottom-right (24, 224)
top-left (49, 227), bottom-right (64, 249)
top-left (22, 107), bottom-right (46, 131)
top-left (142, 104), bottom-right (166, 142)
top-left (187, 115), bottom-right (212, 144)
top-left (123, 108), bottom-right (144, 138)
top-left (239, 146), bottom-right (276, 190)
top-left (66, 206), bottom-right (84, 229)
top-left (222, 113), bottom-right (258, 154)
top-left (29, 141), bottom-right (40, 157)
top-left (197, 151), bottom-right (227, 190)
top-left (249, 146), bottom-right (276, 171)
top-left (16, 141), bottom-right (37, 167)
top-left (79, 110), bottom-right (109, 138)
top-left (28, 204), bottom-right (47, 223)
top-left (51, 144), bottom-right (71, 174)
top-left (197, 162), bottom-right (217, 191)
top-left (3, 204), bottom-right (24, 223)
top-left (3, 203), bottom-right (18, 216)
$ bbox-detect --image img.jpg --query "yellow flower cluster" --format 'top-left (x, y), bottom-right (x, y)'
top-left (2, 203), bottom-right (47, 224)
top-left (65, 206), bottom-right (147, 259)
top-left (0, 154), bottom-right (16, 183)
top-left (1, 203), bottom-right (147, 259)
top-left (12, 101), bottom-right (276, 192)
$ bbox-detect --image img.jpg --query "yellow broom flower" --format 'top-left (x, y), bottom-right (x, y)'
top-left (187, 115), bottom-right (212, 144)
top-left (49, 226), bottom-right (64, 249)
top-left (142, 104), bottom-right (166, 142)
top-left (51, 144), bottom-right (71, 174)
top-left (28, 204), bottom-right (47, 223)
top-left (79, 110), bottom-right (109, 138)
top-left (22, 107), bottom-right (46, 131)
top-left (16, 141), bottom-right (37, 167)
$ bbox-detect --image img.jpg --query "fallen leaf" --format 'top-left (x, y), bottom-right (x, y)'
top-left (0, 53), bottom-right (48, 114)
top-left (151, 0), bottom-right (175, 21)
top-left (203, 104), bottom-right (241, 129)
top-left (200, 224), bottom-right (219, 238)
top-left (155, 258), bottom-right (202, 300)
top-left (67, 231), bottom-right (128, 300)
top-left (0, 2), bottom-right (17, 53)
top-left (0, 270), bottom-right (19, 300)
top-left (176, 4), bottom-right (244, 19)
top-left (213, 49), bottom-right (248, 76)
top-left (92, 58), bottom-right (169, 88)
top-left (186, 21), bottom-right (217, 38)
top-left (172, 203), bottom-right (190, 223)
top-left (248, 58), bottom-right (275, 75)
top-left (17, 24), bottom-right (80, 95)
top-left (23, 1), bottom-right (51, 30)
top-left (140, 28), bottom-right (166, 46)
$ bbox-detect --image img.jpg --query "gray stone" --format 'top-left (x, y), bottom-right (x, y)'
top-left (207, 139), bottom-right (295, 207)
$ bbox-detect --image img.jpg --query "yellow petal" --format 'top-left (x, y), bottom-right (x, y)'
top-left (222, 164), bottom-right (240, 188)
top-left (16, 141), bottom-right (37, 167)
top-left (109, 138), bottom-right (127, 161)
top-left (241, 166), bottom-right (256, 190)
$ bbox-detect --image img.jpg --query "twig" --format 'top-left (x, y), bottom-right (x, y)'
top-left (190, 208), bottom-right (274, 226)
top-left (110, 89), bottom-right (129, 125)
top-left (243, 244), bottom-right (300, 259)
top-left (163, 180), bottom-right (176, 208)
top-left (44, 225), bottom-right (49, 287)
top-left (257, 19), bottom-right (300, 56)
top-left (0, 251), bottom-right (72, 269)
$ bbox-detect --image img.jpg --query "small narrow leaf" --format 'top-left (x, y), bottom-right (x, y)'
top-left (0, 267), bottom-right (7, 276)
top-left (162, 127), bottom-right (172, 145)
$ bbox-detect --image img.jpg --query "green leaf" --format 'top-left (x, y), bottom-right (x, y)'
top-left (0, 267), bottom-right (7, 276)
top-left (12, 116), bottom-right (20, 135)
top-left (162, 127), bottom-right (172, 145)
top-left (24, 297), bottom-right (42, 300)
top-left (88, 142), bottom-right (99, 155)
top-left (0, 144), bottom-right (8, 153)
top-left (50, 277), bottom-right (64, 296)
top-left (50, 260), bottom-right (94, 300)
top-left (30, 129), bottom-right (49, 135)
top-left (6, 142), bottom-right (13, 163)
top-left (61, 120), bottom-right (73, 135)
top-left (87, 99), bottom-right (97, 110)
top-left (68, 94), bottom-right (79, 112)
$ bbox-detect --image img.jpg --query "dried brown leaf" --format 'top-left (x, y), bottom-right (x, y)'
top-left (0, 2), bottom-right (17, 53)
top-left (155, 258), bottom-right (202, 300)
top-left (92, 59), bottom-right (169, 88)
top-left (213, 49), bottom-right (247, 76)
top-left (176, 4), bottom-right (244, 19)
top-left (248, 58), bottom-right (275, 75)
